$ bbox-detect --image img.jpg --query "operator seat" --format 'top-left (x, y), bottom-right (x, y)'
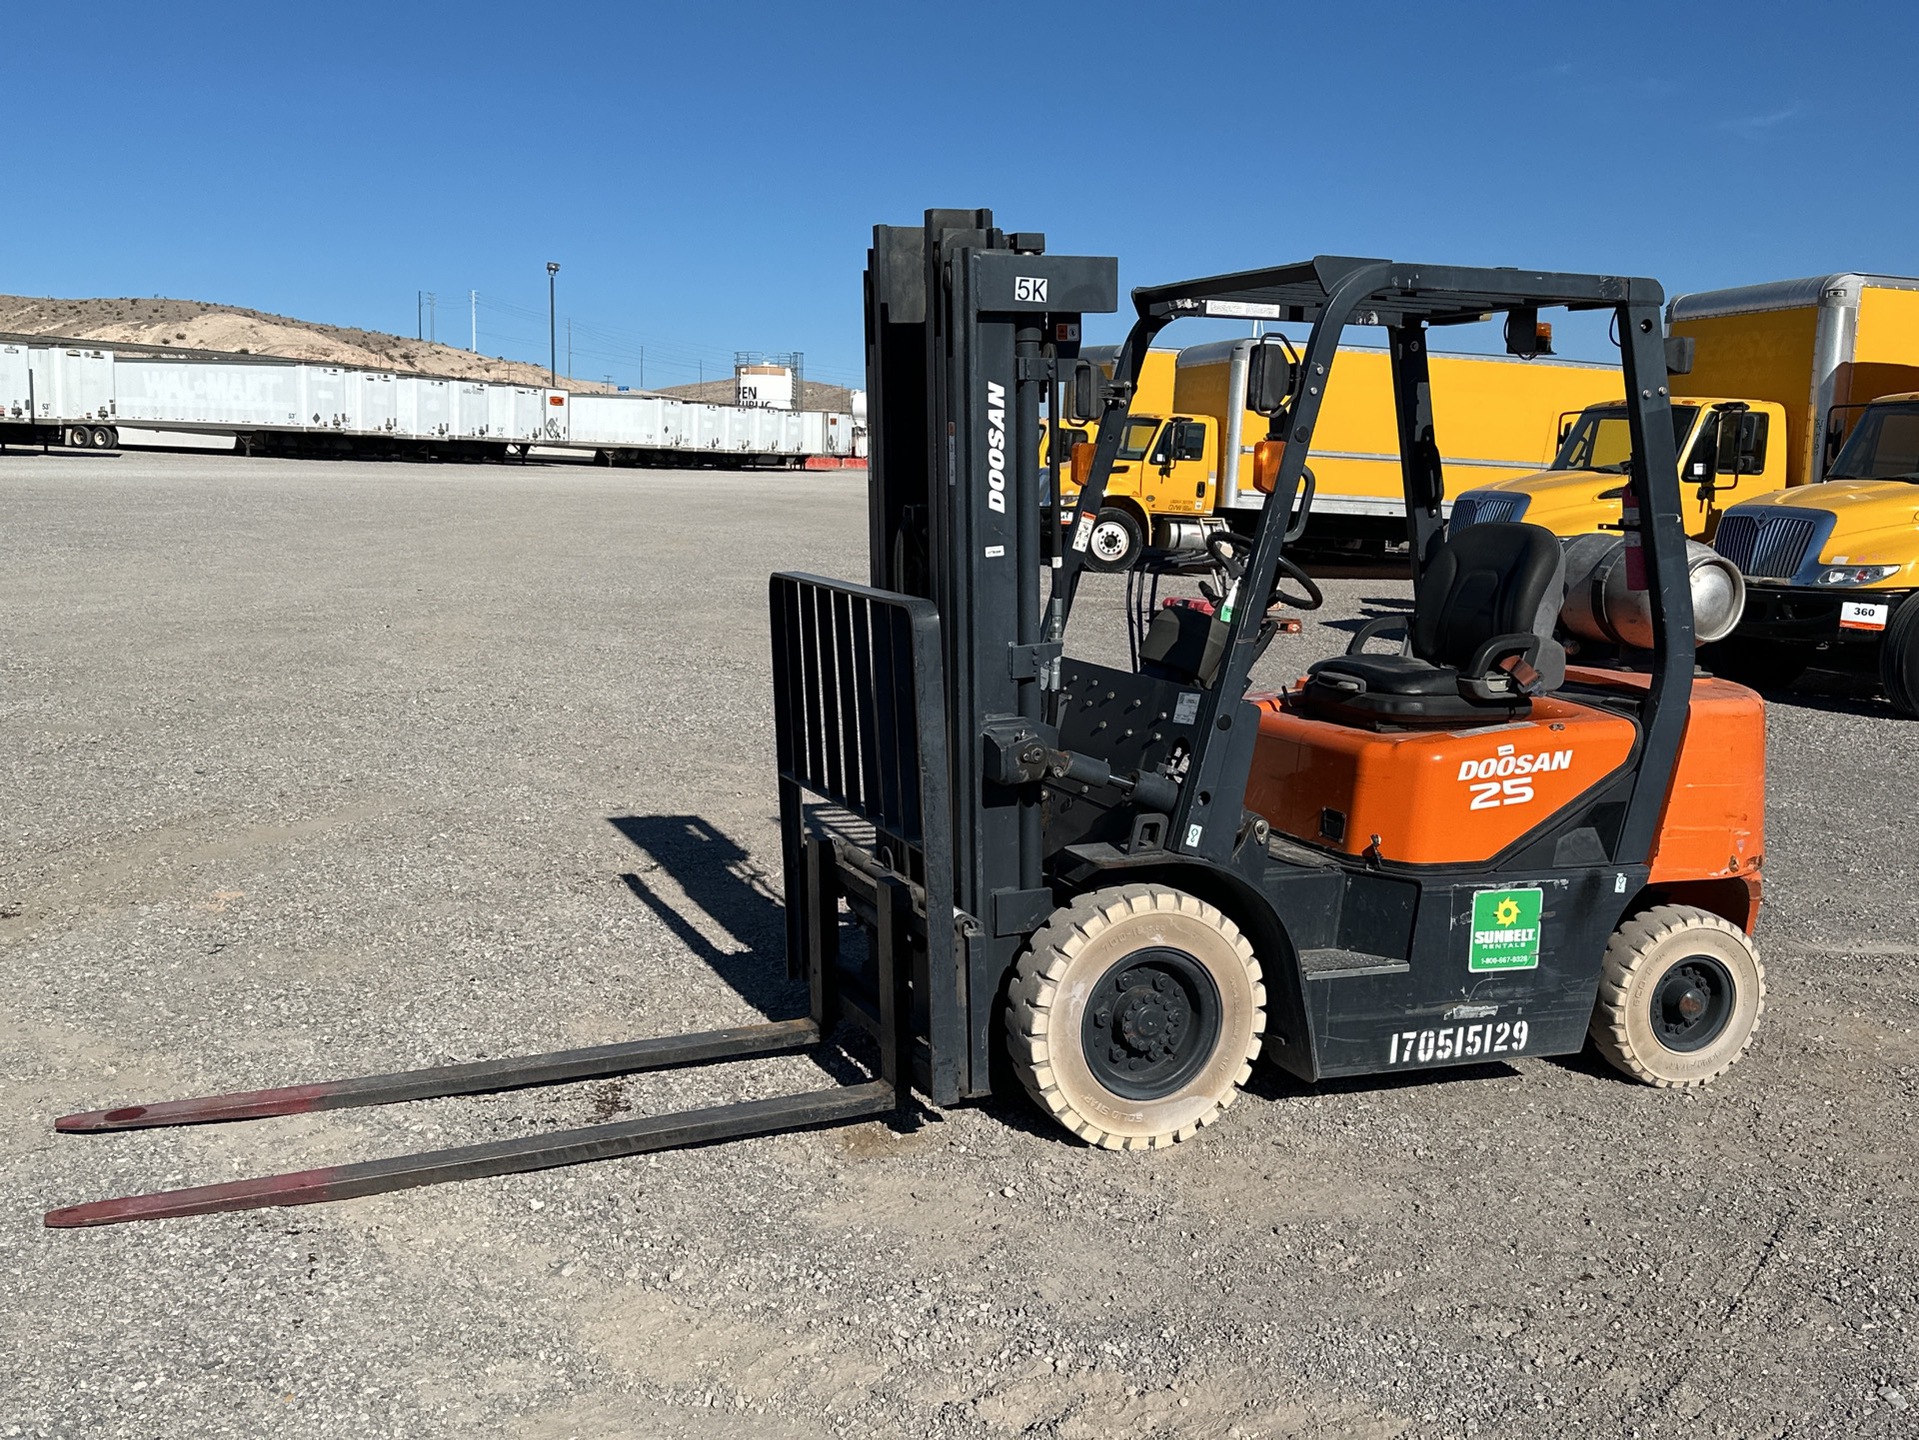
top-left (1297, 522), bottom-right (1567, 728)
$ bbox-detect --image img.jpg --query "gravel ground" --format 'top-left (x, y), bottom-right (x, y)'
top-left (2, 451), bottom-right (1915, 1440)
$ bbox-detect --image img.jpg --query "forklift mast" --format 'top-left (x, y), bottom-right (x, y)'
top-left (856, 212), bottom-right (1119, 1094)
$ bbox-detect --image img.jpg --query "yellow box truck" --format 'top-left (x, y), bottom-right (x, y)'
top-left (1059, 336), bottom-right (1619, 568)
top-left (1708, 391), bottom-right (1919, 714)
top-left (1453, 273), bottom-right (1919, 542)
top-left (1450, 395), bottom-right (1789, 539)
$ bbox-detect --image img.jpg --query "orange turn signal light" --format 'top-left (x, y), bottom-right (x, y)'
top-left (1070, 441), bottom-right (1095, 489)
top-left (1252, 439), bottom-right (1286, 494)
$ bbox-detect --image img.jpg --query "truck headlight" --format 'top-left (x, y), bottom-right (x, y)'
top-left (1815, 564), bottom-right (1902, 586)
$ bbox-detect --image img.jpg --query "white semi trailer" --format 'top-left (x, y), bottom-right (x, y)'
top-left (0, 335), bottom-right (866, 466)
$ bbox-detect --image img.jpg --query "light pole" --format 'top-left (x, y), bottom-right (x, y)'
top-left (546, 262), bottom-right (560, 385)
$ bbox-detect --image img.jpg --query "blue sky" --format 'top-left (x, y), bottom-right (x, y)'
top-left (5, 0), bottom-right (1914, 388)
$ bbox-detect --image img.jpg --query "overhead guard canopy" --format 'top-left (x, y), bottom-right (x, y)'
top-left (1132, 256), bottom-right (1662, 328)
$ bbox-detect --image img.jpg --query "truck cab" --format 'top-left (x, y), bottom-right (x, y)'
top-left (1451, 397), bottom-right (1787, 540)
top-left (1056, 409), bottom-right (1219, 569)
top-left (1708, 393), bottom-right (1919, 712)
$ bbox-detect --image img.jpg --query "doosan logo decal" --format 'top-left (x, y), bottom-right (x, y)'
top-left (1457, 743), bottom-right (1573, 810)
top-left (984, 380), bottom-right (1008, 514)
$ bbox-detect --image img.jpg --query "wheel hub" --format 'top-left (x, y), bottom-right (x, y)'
top-left (1082, 949), bottom-right (1221, 1099)
top-left (1651, 955), bottom-right (1735, 1052)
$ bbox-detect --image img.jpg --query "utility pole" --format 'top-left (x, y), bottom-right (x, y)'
top-left (639, 347), bottom-right (644, 391)
top-left (426, 292), bottom-right (437, 344)
top-left (567, 318), bottom-right (572, 381)
top-left (546, 263), bottom-right (560, 386)
top-left (416, 290), bottom-right (422, 341)
top-left (470, 290), bottom-right (478, 352)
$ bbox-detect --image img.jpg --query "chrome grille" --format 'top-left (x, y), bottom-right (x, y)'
top-left (1713, 512), bottom-right (1818, 580)
top-left (1450, 492), bottom-right (1529, 529)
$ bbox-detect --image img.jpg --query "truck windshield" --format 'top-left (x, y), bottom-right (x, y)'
top-left (1827, 402), bottom-right (1919, 482)
top-left (1552, 404), bottom-right (1697, 473)
top-left (1115, 417), bottom-right (1160, 461)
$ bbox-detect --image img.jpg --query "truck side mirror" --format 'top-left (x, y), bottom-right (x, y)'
top-left (1715, 421), bottom-right (1742, 475)
top-left (1731, 412), bottom-right (1767, 476)
top-left (1246, 340), bottom-right (1298, 417)
top-left (1665, 336), bottom-right (1695, 376)
top-left (1171, 419), bottom-right (1206, 461)
top-left (1711, 412), bottom-right (1767, 488)
top-left (1067, 360), bottom-right (1102, 425)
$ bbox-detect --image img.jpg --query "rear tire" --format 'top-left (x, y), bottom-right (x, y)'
top-left (1878, 593), bottom-right (1919, 718)
top-left (1005, 884), bottom-right (1263, 1149)
top-left (1589, 904), bottom-right (1764, 1088)
top-left (1084, 507), bottom-right (1144, 573)
top-left (1703, 637), bottom-right (1808, 692)
top-left (90, 426), bottom-right (115, 449)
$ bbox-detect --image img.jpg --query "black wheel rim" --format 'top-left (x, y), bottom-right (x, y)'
top-left (1081, 947), bottom-right (1222, 1099)
top-left (1650, 953), bottom-right (1736, 1053)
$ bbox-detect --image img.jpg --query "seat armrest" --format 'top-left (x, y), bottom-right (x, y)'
top-left (1344, 613), bottom-right (1410, 656)
top-left (1459, 632), bottom-right (1544, 700)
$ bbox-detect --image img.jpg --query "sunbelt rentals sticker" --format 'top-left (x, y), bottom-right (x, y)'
top-left (1468, 888), bottom-right (1543, 972)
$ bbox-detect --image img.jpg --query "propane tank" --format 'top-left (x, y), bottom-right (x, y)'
top-left (1559, 533), bottom-right (1746, 649)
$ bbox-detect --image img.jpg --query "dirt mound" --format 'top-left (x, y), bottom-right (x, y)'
top-left (0, 294), bottom-right (616, 393)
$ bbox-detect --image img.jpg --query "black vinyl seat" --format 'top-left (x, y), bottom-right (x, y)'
top-left (1299, 522), bottom-right (1568, 728)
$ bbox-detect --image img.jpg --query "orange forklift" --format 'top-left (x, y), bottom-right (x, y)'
top-left (46, 216), bottom-right (1767, 1224)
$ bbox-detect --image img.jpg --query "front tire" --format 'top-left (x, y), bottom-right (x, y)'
top-left (1878, 593), bottom-right (1919, 718)
top-left (1589, 904), bottom-right (1765, 1087)
top-left (1083, 507), bottom-right (1144, 573)
top-left (1005, 884), bottom-right (1264, 1149)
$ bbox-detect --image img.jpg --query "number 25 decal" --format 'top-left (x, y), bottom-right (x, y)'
top-left (1468, 777), bottom-right (1534, 810)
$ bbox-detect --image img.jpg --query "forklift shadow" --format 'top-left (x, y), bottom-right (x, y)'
top-left (607, 814), bottom-right (925, 1101)
top-left (607, 814), bottom-right (805, 1021)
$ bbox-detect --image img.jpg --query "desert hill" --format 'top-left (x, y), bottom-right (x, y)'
top-left (1, 294), bottom-right (861, 410)
top-left (0, 294), bottom-right (619, 393)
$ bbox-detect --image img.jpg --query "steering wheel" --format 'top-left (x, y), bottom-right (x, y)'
top-left (1203, 531), bottom-right (1324, 612)
top-left (1270, 555), bottom-right (1324, 612)
top-left (1205, 529), bottom-right (1251, 578)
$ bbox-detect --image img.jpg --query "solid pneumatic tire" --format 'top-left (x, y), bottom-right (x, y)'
top-left (1005, 884), bottom-right (1264, 1150)
top-left (1589, 904), bottom-right (1765, 1088)
top-left (1084, 508), bottom-right (1144, 573)
top-left (1877, 592), bottom-right (1919, 719)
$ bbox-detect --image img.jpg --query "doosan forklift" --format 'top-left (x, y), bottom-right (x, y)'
top-left (45, 212), bottom-right (1767, 1224)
